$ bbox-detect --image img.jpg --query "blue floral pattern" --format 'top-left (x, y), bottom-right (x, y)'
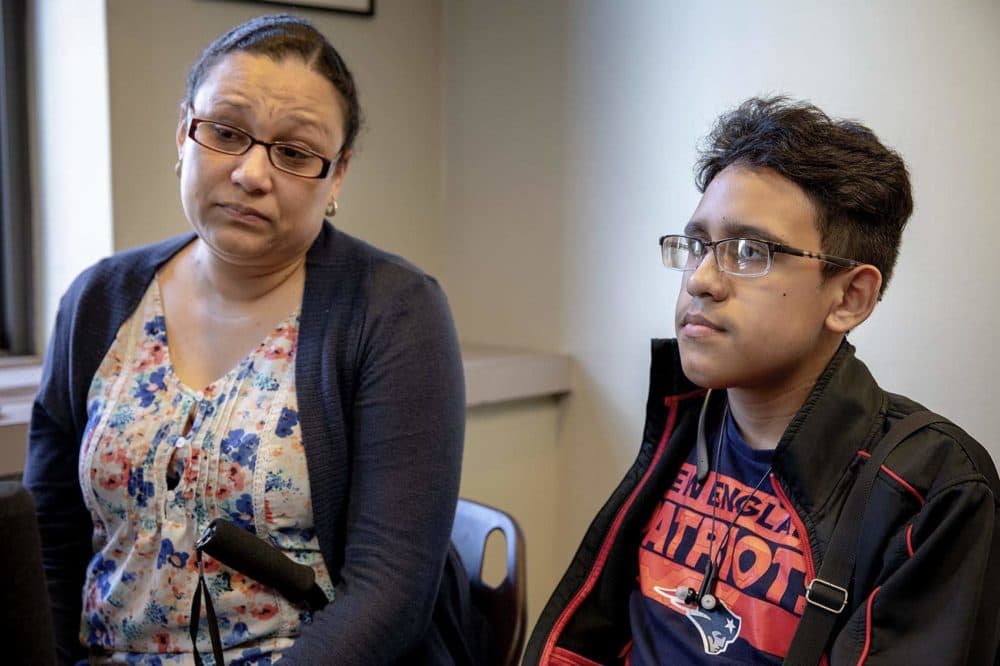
top-left (78, 278), bottom-right (334, 663)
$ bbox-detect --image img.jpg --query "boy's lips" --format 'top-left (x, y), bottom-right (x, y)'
top-left (681, 312), bottom-right (724, 330)
top-left (679, 312), bottom-right (726, 337)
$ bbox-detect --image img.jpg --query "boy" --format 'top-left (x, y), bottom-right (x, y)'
top-left (524, 97), bottom-right (1000, 665)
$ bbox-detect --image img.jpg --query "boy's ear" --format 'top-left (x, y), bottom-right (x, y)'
top-left (825, 264), bottom-right (882, 334)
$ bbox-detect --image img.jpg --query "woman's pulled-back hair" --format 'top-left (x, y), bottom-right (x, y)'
top-left (184, 14), bottom-right (361, 153)
top-left (696, 96), bottom-right (912, 296)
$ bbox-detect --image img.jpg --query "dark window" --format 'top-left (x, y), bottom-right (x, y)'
top-left (0, 0), bottom-right (33, 356)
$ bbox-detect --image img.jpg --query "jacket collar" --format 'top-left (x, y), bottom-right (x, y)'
top-left (652, 338), bottom-right (886, 515)
top-left (772, 340), bottom-right (886, 515)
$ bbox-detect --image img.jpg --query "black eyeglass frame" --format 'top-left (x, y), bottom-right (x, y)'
top-left (186, 117), bottom-right (339, 179)
top-left (658, 234), bottom-right (860, 277)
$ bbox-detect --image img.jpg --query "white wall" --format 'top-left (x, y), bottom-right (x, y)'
top-left (31, 0), bottom-right (114, 340)
top-left (443, 0), bottom-right (1000, 596)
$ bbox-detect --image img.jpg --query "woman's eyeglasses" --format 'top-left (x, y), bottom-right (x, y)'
top-left (187, 118), bottom-right (339, 179)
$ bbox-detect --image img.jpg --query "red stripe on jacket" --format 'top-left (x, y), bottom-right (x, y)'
top-left (539, 390), bottom-right (702, 663)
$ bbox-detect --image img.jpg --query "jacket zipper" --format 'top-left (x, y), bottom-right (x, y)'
top-left (770, 474), bottom-right (816, 585)
top-left (540, 392), bottom-right (698, 663)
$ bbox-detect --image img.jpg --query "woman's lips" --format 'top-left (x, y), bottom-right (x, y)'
top-left (219, 202), bottom-right (271, 224)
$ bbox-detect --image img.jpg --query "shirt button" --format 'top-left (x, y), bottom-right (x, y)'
top-left (175, 436), bottom-right (188, 448)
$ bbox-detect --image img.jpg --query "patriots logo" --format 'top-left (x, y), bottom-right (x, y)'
top-left (654, 586), bottom-right (742, 655)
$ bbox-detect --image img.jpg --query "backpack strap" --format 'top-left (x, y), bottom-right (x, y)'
top-left (783, 410), bottom-right (946, 665)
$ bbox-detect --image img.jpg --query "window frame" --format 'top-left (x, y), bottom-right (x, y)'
top-left (0, 0), bottom-right (34, 358)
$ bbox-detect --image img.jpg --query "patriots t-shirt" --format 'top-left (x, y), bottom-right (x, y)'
top-left (628, 411), bottom-right (808, 664)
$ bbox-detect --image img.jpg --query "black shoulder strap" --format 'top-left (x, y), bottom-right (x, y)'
top-left (783, 410), bottom-right (946, 665)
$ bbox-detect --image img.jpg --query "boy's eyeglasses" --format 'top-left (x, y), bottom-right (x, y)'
top-left (659, 234), bottom-right (859, 278)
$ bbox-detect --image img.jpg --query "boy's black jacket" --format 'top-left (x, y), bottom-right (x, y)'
top-left (525, 339), bottom-right (1000, 665)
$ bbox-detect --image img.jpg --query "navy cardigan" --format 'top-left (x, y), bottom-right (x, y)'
top-left (24, 223), bottom-right (466, 664)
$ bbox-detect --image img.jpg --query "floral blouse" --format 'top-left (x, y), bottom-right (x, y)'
top-left (78, 278), bottom-right (335, 665)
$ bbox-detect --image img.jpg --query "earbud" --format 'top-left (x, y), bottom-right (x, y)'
top-left (675, 585), bottom-right (697, 606)
top-left (676, 561), bottom-right (720, 611)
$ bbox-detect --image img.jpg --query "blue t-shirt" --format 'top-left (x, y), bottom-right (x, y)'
top-left (628, 410), bottom-right (808, 664)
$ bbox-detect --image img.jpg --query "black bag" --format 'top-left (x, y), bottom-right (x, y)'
top-left (190, 519), bottom-right (487, 665)
top-left (0, 480), bottom-right (58, 666)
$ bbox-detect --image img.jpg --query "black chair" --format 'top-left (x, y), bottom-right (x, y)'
top-left (0, 479), bottom-right (57, 665)
top-left (450, 498), bottom-right (527, 666)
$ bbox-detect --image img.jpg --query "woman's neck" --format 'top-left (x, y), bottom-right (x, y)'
top-left (188, 240), bottom-right (306, 306)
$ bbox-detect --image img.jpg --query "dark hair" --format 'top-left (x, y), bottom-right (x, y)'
top-left (695, 96), bottom-right (912, 296)
top-left (183, 14), bottom-right (361, 154)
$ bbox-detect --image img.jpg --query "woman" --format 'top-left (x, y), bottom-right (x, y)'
top-left (24, 15), bottom-right (467, 664)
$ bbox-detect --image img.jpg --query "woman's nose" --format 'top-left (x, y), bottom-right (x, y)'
top-left (231, 144), bottom-right (274, 193)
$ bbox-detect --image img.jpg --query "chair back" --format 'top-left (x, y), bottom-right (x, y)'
top-left (0, 479), bottom-right (57, 665)
top-left (450, 498), bottom-right (526, 666)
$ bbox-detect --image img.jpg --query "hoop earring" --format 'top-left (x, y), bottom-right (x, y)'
top-left (325, 199), bottom-right (338, 218)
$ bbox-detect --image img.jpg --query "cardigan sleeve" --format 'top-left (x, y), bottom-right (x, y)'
top-left (281, 270), bottom-right (466, 664)
top-left (23, 286), bottom-right (95, 665)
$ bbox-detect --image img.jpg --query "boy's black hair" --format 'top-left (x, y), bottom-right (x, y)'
top-left (696, 96), bottom-right (913, 295)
